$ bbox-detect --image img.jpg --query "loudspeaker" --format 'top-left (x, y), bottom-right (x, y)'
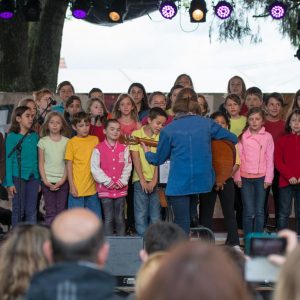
top-left (104, 236), bottom-right (143, 287)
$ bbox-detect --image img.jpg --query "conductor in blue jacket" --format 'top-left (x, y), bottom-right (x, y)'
top-left (143, 88), bottom-right (238, 234)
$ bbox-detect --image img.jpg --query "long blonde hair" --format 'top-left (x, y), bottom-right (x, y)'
top-left (135, 252), bottom-right (166, 298)
top-left (274, 245), bottom-right (300, 300)
top-left (112, 93), bottom-right (138, 121)
top-left (0, 224), bottom-right (50, 300)
top-left (40, 111), bottom-right (71, 138)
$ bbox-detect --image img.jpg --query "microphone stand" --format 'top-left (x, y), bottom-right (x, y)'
top-left (8, 98), bottom-right (56, 224)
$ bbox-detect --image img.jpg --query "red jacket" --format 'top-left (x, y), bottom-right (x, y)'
top-left (275, 133), bottom-right (300, 187)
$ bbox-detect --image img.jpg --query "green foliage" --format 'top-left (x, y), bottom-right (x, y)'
top-left (208, 0), bottom-right (300, 46)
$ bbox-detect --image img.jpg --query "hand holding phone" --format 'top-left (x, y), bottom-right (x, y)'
top-left (268, 229), bottom-right (298, 266)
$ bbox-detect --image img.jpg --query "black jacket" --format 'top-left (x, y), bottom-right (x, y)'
top-left (26, 261), bottom-right (116, 300)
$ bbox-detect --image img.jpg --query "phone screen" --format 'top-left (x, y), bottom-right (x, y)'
top-left (250, 237), bottom-right (287, 256)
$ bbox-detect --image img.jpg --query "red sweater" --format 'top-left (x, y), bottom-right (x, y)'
top-left (264, 119), bottom-right (285, 144)
top-left (274, 133), bottom-right (300, 187)
top-left (89, 124), bottom-right (105, 142)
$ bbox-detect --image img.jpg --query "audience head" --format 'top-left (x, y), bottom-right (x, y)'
top-left (44, 208), bottom-right (108, 267)
top-left (0, 224), bottom-right (50, 300)
top-left (220, 246), bottom-right (262, 300)
top-left (135, 252), bottom-right (166, 299)
top-left (141, 241), bottom-right (250, 300)
top-left (128, 82), bottom-right (149, 112)
top-left (174, 74), bottom-right (194, 89)
top-left (245, 87), bottom-right (263, 110)
top-left (227, 76), bottom-right (246, 99)
top-left (140, 221), bottom-right (187, 262)
top-left (173, 88), bottom-right (201, 115)
top-left (274, 245), bottom-right (300, 300)
top-left (56, 81), bottom-right (75, 102)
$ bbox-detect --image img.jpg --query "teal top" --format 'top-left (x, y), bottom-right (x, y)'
top-left (52, 102), bottom-right (64, 114)
top-left (5, 132), bottom-right (40, 187)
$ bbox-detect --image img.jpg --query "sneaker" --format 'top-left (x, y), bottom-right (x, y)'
top-left (126, 226), bottom-right (136, 236)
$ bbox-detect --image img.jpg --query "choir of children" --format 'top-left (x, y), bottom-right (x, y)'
top-left (1, 76), bottom-right (300, 240)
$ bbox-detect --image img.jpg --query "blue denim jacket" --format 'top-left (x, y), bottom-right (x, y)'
top-left (145, 115), bottom-right (237, 196)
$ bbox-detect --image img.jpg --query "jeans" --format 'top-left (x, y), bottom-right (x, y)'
top-left (190, 194), bottom-right (199, 226)
top-left (134, 181), bottom-right (161, 236)
top-left (264, 168), bottom-right (280, 227)
top-left (12, 176), bottom-right (40, 227)
top-left (68, 193), bottom-right (102, 218)
top-left (101, 197), bottom-right (126, 236)
top-left (199, 178), bottom-right (239, 246)
top-left (241, 177), bottom-right (266, 237)
top-left (41, 181), bottom-right (69, 225)
top-left (167, 195), bottom-right (191, 235)
top-left (278, 185), bottom-right (300, 234)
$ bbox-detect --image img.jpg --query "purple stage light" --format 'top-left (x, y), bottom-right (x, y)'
top-left (214, 1), bottom-right (233, 20)
top-left (0, 11), bottom-right (14, 19)
top-left (159, 1), bottom-right (177, 20)
top-left (0, 0), bottom-right (15, 19)
top-left (269, 1), bottom-right (287, 20)
top-left (72, 8), bottom-right (87, 19)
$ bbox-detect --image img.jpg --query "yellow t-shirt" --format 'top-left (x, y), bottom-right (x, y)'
top-left (235, 144), bottom-right (241, 166)
top-left (130, 127), bottom-right (159, 183)
top-left (230, 116), bottom-right (246, 137)
top-left (65, 135), bottom-right (99, 196)
top-left (166, 108), bottom-right (174, 116)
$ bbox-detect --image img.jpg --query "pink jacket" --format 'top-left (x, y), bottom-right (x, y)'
top-left (91, 140), bottom-right (132, 198)
top-left (234, 127), bottom-right (274, 183)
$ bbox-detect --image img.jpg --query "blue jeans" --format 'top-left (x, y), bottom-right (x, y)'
top-left (241, 177), bottom-right (266, 237)
top-left (68, 193), bottom-right (102, 218)
top-left (12, 176), bottom-right (40, 227)
top-left (134, 181), bottom-right (161, 236)
top-left (167, 195), bottom-right (191, 235)
top-left (278, 185), bottom-right (300, 234)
